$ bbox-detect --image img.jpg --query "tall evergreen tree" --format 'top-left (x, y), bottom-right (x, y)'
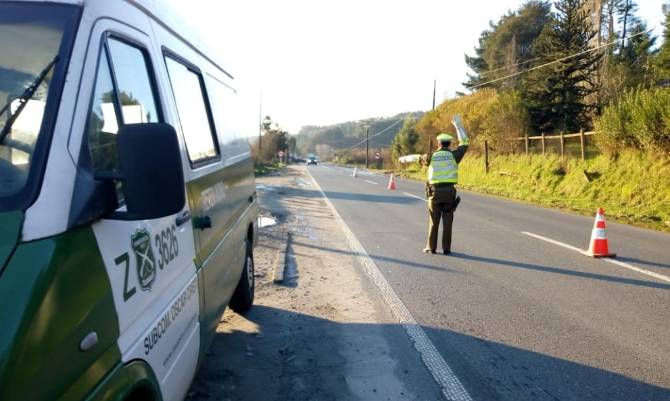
top-left (464, 1), bottom-right (551, 90)
top-left (523, 0), bottom-right (602, 133)
top-left (655, 5), bottom-right (670, 82)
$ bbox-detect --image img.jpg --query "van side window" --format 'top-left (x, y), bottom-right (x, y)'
top-left (164, 55), bottom-right (219, 164)
top-left (107, 38), bottom-right (160, 125)
top-left (206, 75), bottom-right (251, 162)
top-left (87, 51), bottom-right (120, 172)
top-left (86, 36), bottom-right (161, 205)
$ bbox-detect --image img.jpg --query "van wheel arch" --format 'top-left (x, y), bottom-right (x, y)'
top-left (229, 236), bottom-right (254, 313)
top-left (124, 384), bottom-right (158, 401)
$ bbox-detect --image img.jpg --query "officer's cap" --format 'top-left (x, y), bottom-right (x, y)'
top-left (436, 133), bottom-right (454, 142)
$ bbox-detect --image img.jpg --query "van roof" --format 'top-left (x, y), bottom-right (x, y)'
top-left (4, 0), bottom-right (233, 79)
top-left (129, 0), bottom-right (234, 79)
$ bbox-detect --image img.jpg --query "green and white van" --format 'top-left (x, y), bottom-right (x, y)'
top-left (0, 1), bottom-right (258, 400)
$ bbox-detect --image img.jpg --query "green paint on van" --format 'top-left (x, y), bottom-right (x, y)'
top-left (0, 227), bottom-right (121, 401)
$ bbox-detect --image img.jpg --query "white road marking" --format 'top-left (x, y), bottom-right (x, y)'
top-left (365, 180), bottom-right (378, 185)
top-left (521, 232), bottom-right (582, 253)
top-left (601, 257), bottom-right (670, 284)
top-left (403, 192), bottom-right (426, 201)
top-left (522, 231), bottom-right (670, 284)
top-left (306, 168), bottom-right (473, 401)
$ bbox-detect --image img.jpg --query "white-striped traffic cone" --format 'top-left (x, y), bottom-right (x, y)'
top-left (352, 167), bottom-right (358, 177)
top-left (387, 174), bottom-right (397, 190)
top-left (581, 208), bottom-right (616, 258)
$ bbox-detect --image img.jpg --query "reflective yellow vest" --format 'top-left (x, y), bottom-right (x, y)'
top-left (428, 150), bottom-right (458, 184)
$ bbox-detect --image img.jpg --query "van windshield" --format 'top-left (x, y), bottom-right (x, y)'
top-left (0, 3), bottom-right (79, 211)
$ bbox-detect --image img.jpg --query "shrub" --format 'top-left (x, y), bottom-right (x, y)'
top-left (595, 87), bottom-right (670, 156)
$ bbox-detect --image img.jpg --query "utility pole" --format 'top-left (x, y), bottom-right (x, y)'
top-left (365, 125), bottom-right (369, 168)
top-left (258, 92), bottom-right (262, 157)
top-left (429, 80), bottom-right (436, 155)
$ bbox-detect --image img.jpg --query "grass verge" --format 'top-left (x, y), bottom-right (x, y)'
top-left (254, 162), bottom-right (286, 176)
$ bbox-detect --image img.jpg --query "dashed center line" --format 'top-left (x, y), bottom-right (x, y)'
top-left (365, 180), bottom-right (378, 185)
top-left (522, 231), bottom-right (670, 284)
top-left (403, 192), bottom-right (426, 201)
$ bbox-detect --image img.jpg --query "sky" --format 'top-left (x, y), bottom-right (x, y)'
top-left (165, 0), bottom-right (667, 134)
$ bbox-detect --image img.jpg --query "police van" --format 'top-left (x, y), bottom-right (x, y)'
top-left (0, 1), bottom-right (258, 400)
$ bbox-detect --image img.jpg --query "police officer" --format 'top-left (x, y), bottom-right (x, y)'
top-left (422, 115), bottom-right (469, 255)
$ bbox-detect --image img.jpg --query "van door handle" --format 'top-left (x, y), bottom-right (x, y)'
top-left (175, 210), bottom-right (192, 227)
top-left (80, 331), bottom-right (98, 352)
top-left (193, 215), bottom-right (212, 230)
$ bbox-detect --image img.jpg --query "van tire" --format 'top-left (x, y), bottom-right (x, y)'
top-left (230, 240), bottom-right (254, 313)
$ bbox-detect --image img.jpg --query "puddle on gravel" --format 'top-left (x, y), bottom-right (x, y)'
top-left (256, 184), bottom-right (278, 191)
top-left (258, 216), bottom-right (277, 228)
top-left (295, 178), bottom-right (311, 187)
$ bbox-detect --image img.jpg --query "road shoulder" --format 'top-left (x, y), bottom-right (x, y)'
top-left (187, 165), bottom-right (441, 401)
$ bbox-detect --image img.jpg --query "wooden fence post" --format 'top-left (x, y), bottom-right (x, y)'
top-left (579, 129), bottom-right (585, 161)
top-left (541, 132), bottom-right (546, 156)
top-left (524, 134), bottom-right (529, 156)
top-left (560, 132), bottom-right (565, 157)
top-left (484, 140), bottom-right (489, 173)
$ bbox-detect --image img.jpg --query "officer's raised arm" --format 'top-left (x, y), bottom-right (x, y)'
top-left (451, 115), bottom-right (469, 163)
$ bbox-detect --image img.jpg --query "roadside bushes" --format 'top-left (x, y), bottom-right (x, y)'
top-left (595, 87), bottom-right (670, 156)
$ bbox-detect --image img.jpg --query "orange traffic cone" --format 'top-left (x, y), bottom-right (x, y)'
top-left (352, 167), bottom-right (358, 177)
top-left (581, 208), bottom-right (616, 258)
top-left (387, 174), bottom-right (397, 190)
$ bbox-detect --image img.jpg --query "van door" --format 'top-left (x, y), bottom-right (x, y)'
top-left (161, 53), bottom-right (245, 345)
top-left (79, 22), bottom-right (199, 401)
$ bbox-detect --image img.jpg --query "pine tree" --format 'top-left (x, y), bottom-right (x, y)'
top-left (464, 1), bottom-right (551, 90)
top-left (523, 0), bottom-right (602, 133)
top-left (655, 5), bottom-right (670, 82)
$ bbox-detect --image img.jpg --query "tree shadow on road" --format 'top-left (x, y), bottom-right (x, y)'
top-left (187, 305), bottom-right (670, 401)
top-left (615, 256), bottom-right (670, 270)
top-left (267, 186), bottom-right (419, 205)
top-left (290, 239), bottom-right (460, 274)
top-left (449, 253), bottom-right (670, 290)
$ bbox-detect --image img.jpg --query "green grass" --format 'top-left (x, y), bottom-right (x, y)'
top-left (254, 162), bottom-right (285, 176)
top-left (396, 151), bottom-right (670, 233)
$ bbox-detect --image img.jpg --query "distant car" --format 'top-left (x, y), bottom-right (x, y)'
top-left (307, 156), bottom-right (318, 165)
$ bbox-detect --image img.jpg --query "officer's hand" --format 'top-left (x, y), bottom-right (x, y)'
top-left (451, 115), bottom-right (469, 144)
top-left (451, 115), bottom-right (464, 131)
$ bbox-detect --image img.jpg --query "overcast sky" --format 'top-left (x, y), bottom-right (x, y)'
top-left (165, 0), bottom-right (666, 134)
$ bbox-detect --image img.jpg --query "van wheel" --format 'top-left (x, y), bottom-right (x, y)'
top-left (230, 240), bottom-right (254, 313)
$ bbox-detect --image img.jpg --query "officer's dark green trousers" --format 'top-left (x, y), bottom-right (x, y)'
top-left (425, 185), bottom-right (457, 252)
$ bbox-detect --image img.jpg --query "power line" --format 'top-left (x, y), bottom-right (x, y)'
top-left (469, 28), bottom-right (652, 90)
top-left (343, 118), bottom-right (404, 152)
top-left (478, 56), bottom-right (544, 77)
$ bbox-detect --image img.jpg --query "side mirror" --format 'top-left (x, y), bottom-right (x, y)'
top-left (114, 123), bottom-right (185, 220)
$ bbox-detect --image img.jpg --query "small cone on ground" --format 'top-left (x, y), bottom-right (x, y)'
top-left (352, 167), bottom-right (358, 177)
top-left (581, 208), bottom-right (616, 258)
top-left (387, 174), bottom-right (397, 190)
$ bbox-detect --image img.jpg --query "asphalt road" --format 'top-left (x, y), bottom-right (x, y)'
top-left (308, 163), bottom-right (670, 401)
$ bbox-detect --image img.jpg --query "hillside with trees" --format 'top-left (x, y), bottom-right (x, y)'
top-left (391, 0), bottom-right (670, 230)
top-left (294, 112), bottom-right (424, 160)
top-left (402, 0), bottom-right (669, 157)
